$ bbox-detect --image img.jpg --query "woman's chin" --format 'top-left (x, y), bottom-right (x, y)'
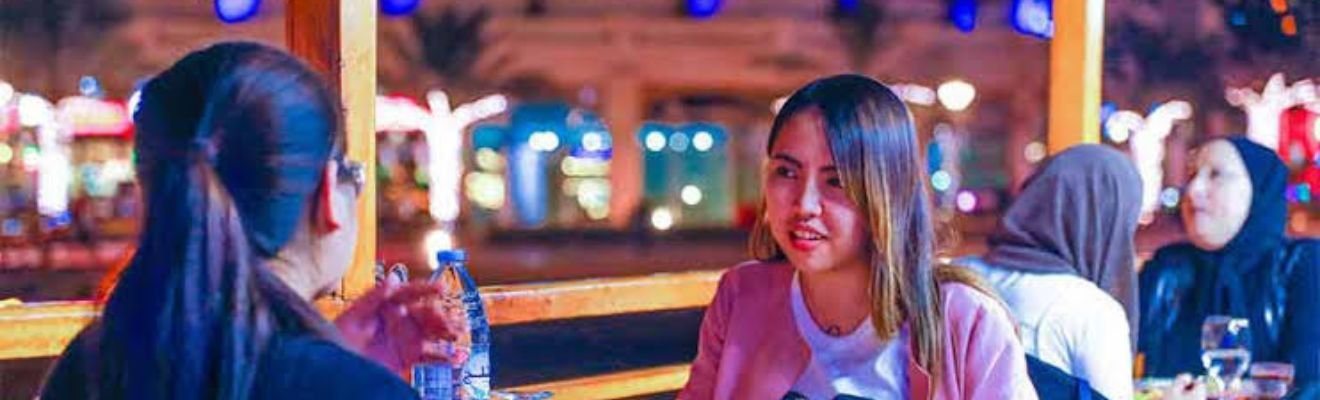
top-left (1188, 236), bottom-right (1227, 252)
top-left (786, 254), bottom-right (836, 275)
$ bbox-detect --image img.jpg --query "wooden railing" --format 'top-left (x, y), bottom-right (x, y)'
top-left (482, 270), bottom-right (720, 325)
top-left (0, 269), bottom-right (721, 398)
top-left (504, 363), bottom-right (693, 400)
top-left (485, 271), bottom-right (718, 398)
top-left (0, 301), bottom-right (100, 361)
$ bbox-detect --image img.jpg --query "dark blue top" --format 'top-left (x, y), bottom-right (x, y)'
top-left (41, 325), bottom-right (419, 400)
top-left (1138, 240), bottom-right (1320, 387)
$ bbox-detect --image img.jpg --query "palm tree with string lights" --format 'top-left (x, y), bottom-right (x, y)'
top-left (1104, 0), bottom-right (1316, 118)
top-left (379, 4), bottom-right (512, 246)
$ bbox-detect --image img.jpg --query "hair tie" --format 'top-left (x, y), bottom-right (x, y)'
top-left (193, 136), bottom-right (218, 163)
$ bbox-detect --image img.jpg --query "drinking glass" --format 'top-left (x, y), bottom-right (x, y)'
top-left (1200, 316), bottom-right (1252, 397)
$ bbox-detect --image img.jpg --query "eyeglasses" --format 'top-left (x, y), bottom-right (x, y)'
top-left (334, 153), bottom-right (366, 196)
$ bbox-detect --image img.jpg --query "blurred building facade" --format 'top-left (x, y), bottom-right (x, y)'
top-left (0, 0), bottom-right (1315, 235)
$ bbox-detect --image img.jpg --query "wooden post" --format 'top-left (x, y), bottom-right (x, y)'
top-left (1047, 0), bottom-right (1105, 154)
top-left (605, 77), bottom-right (644, 228)
top-left (287, 0), bottom-right (378, 302)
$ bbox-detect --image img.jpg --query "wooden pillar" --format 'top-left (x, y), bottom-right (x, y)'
top-left (1006, 92), bottom-right (1039, 194)
top-left (605, 77), bottom-right (643, 228)
top-left (1047, 0), bottom-right (1105, 154)
top-left (287, 0), bottom-right (378, 301)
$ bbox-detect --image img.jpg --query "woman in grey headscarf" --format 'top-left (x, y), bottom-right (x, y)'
top-left (960, 144), bottom-right (1142, 400)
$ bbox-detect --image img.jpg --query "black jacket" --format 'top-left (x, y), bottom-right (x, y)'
top-left (41, 325), bottom-right (418, 400)
top-left (1138, 239), bottom-right (1320, 388)
top-left (1027, 354), bottom-right (1107, 400)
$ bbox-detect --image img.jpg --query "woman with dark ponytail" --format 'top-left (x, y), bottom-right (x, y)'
top-left (40, 42), bottom-right (453, 400)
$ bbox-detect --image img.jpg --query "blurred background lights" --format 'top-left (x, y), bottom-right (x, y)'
top-left (1023, 141), bottom-right (1047, 163)
top-left (692, 131), bottom-right (714, 152)
top-left (937, 80), bottom-right (976, 111)
top-left (668, 132), bottom-right (690, 152)
top-left (215, 0), bottom-right (261, 24)
top-left (475, 148), bottom-right (505, 171)
top-left (955, 190), bottom-right (977, 213)
top-left (1011, 0), bottom-right (1054, 39)
top-left (464, 172), bottom-right (506, 210)
top-left (0, 82), bottom-right (13, 105)
top-left (1105, 110), bottom-right (1142, 143)
top-left (681, 185), bottom-right (704, 206)
top-left (575, 178), bottom-right (611, 220)
top-left (422, 229), bottom-right (455, 270)
top-left (931, 170), bottom-right (953, 192)
top-left (582, 131), bottom-right (607, 152)
top-left (21, 146), bottom-right (40, 168)
top-left (78, 76), bottom-right (102, 97)
top-left (892, 84), bottom-right (937, 106)
top-left (529, 131), bottom-right (561, 152)
top-left (380, 0), bottom-right (421, 16)
top-left (17, 94), bottom-right (54, 127)
top-left (645, 131), bottom-right (667, 152)
top-left (1295, 183), bottom-right (1313, 203)
top-left (947, 0), bottom-right (977, 33)
top-left (685, 0), bottom-right (722, 19)
top-left (650, 207), bottom-right (674, 231)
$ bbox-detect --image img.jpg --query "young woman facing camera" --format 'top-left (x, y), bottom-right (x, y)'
top-left (680, 75), bottom-right (1036, 400)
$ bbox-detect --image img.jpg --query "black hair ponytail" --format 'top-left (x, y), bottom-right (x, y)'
top-left (92, 42), bottom-right (343, 399)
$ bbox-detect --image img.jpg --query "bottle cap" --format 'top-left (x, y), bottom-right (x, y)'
top-left (437, 249), bottom-right (467, 263)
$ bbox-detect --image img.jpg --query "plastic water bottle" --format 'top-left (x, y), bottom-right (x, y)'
top-left (433, 249), bottom-right (491, 400)
top-left (407, 260), bottom-right (452, 400)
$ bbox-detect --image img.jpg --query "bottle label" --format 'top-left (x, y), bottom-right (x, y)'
top-left (450, 260), bottom-right (491, 399)
top-left (462, 348), bottom-right (491, 399)
top-left (412, 363), bottom-right (453, 400)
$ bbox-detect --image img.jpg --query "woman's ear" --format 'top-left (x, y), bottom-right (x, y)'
top-left (316, 162), bottom-right (342, 234)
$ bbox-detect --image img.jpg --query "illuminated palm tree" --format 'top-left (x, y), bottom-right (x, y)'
top-left (382, 5), bottom-right (491, 100)
top-left (1104, 0), bottom-right (1316, 112)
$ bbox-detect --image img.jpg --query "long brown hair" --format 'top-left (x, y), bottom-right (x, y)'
top-left (750, 74), bottom-right (992, 379)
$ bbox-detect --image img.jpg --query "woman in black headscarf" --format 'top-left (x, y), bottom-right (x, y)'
top-left (1139, 137), bottom-right (1320, 387)
top-left (961, 144), bottom-right (1142, 400)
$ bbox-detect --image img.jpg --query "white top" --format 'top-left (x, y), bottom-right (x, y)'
top-left (963, 257), bottom-right (1134, 400)
top-left (789, 273), bottom-right (907, 399)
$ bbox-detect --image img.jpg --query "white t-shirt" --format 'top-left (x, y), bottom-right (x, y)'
top-left (963, 257), bottom-right (1134, 400)
top-left (788, 273), bottom-right (907, 399)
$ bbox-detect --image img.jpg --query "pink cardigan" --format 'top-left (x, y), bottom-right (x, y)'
top-left (680, 261), bottom-right (1038, 400)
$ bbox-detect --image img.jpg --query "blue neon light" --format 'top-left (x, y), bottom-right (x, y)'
top-left (215, 0), bottom-right (261, 24)
top-left (1010, 0), bottom-right (1053, 39)
top-left (948, 0), bottom-right (977, 33)
top-left (381, 0), bottom-right (421, 16)
top-left (686, 0), bottom-right (722, 19)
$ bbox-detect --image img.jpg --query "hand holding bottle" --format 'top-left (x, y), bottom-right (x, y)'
top-left (335, 264), bottom-right (467, 374)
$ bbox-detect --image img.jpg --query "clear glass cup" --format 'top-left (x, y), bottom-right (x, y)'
top-left (1249, 362), bottom-right (1294, 399)
top-left (1200, 316), bottom-right (1253, 398)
